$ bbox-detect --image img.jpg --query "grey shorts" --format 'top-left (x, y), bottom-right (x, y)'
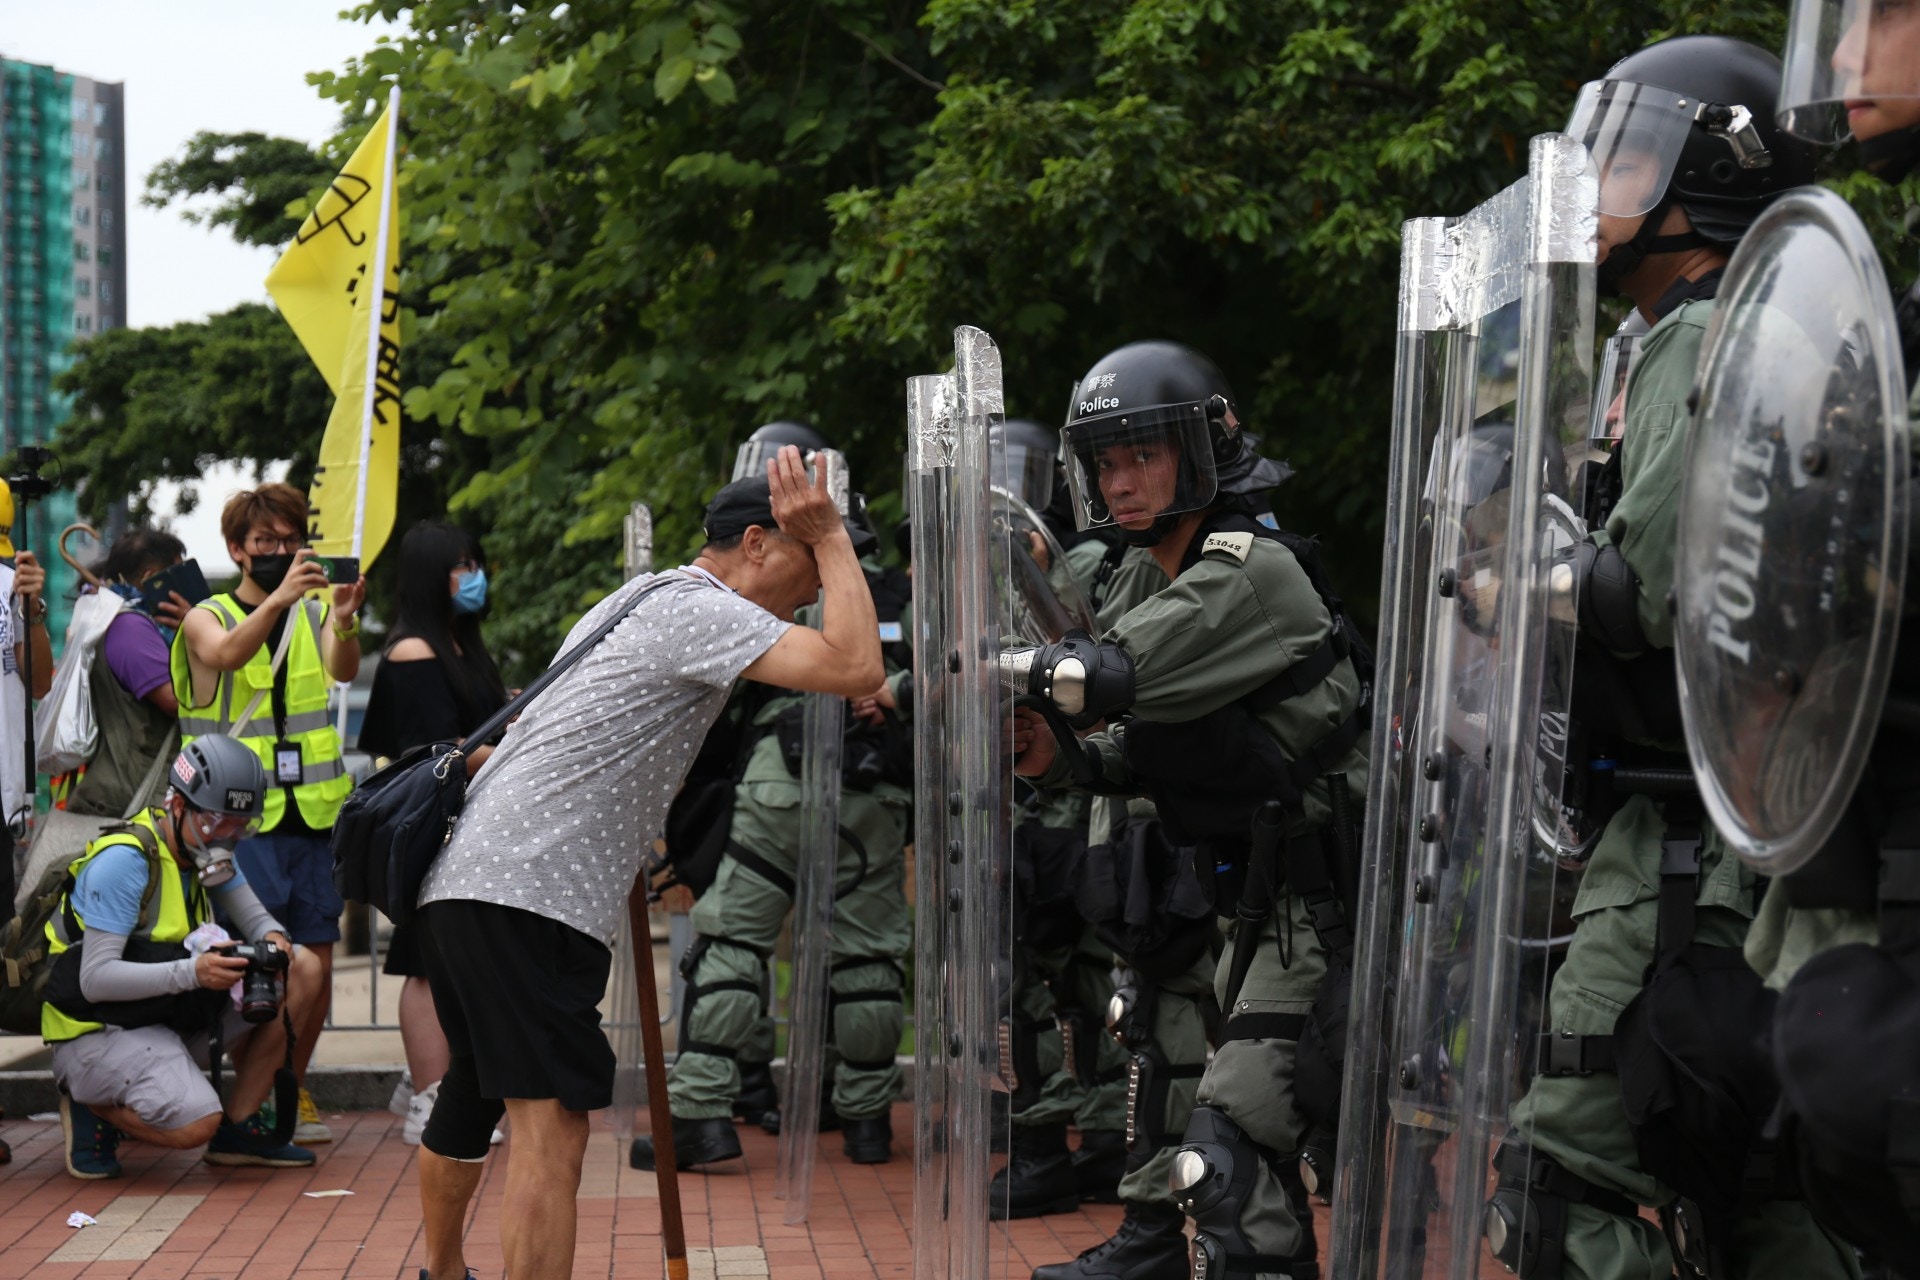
top-left (51, 1008), bottom-right (251, 1132)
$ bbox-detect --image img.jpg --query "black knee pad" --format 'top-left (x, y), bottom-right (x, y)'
top-left (421, 1063), bottom-right (507, 1162)
top-left (1484, 1143), bottom-right (1641, 1280)
top-left (1172, 1106), bottom-right (1312, 1279)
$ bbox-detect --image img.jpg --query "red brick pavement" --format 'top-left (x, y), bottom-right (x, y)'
top-left (0, 1102), bottom-right (1168, 1279)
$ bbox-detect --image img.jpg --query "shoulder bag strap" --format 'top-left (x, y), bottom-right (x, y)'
top-left (457, 575), bottom-right (680, 762)
top-left (227, 600), bottom-right (300, 739)
top-left (119, 725), bottom-right (181, 822)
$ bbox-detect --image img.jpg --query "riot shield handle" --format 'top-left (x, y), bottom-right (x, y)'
top-left (1011, 693), bottom-right (1099, 788)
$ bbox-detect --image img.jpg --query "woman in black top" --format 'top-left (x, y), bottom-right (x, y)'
top-left (358, 522), bottom-right (507, 1144)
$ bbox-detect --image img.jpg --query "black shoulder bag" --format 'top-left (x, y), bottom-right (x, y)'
top-left (333, 576), bottom-right (676, 924)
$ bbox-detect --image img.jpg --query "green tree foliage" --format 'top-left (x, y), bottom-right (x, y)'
top-left (313, 0), bottom-right (944, 671)
top-left (71, 0), bottom-right (1895, 675)
top-left (830, 0), bottom-right (1793, 599)
top-left (52, 303), bottom-right (329, 523)
top-left (143, 132), bottom-right (333, 249)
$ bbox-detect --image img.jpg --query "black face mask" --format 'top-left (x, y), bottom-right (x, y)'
top-left (248, 553), bottom-right (293, 594)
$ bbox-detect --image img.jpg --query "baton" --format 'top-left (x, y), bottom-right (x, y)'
top-left (626, 880), bottom-right (689, 1280)
top-left (1224, 801), bottom-right (1287, 1010)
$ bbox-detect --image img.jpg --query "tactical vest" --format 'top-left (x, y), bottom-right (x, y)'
top-left (1119, 509), bottom-right (1373, 862)
top-left (41, 810), bottom-right (207, 1042)
top-left (170, 595), bottom-right (351, 832)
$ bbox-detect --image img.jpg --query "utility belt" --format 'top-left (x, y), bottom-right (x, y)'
top-left (1526, 800), bottom-right (1788, 1277)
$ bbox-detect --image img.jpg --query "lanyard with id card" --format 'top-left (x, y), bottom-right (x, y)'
top-left (273, 740), bottom-right (304, 785)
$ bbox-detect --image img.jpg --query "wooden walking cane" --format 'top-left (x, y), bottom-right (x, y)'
top-left (628, 881), bottom-right (690, 1280)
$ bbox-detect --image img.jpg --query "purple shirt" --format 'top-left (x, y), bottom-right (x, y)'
top-left (101, 609), bottom-right (172, 701)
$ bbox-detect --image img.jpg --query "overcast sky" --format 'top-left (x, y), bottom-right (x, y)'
top-left (0, 0), bottom-right (399, 565)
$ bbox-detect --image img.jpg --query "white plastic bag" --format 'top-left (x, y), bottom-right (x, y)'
top-left (34, 589), bottom-right (126, 775)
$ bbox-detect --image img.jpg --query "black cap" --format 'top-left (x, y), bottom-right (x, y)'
top-left (703, 474), bottom-right (871, 548)
top-left (703, 476), bottom-right (779, 542)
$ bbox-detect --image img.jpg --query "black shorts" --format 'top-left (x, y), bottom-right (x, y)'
top-left (418, 899), bottom-right (616, 1112)
top-left (380, 921), bottom-right (422, 977)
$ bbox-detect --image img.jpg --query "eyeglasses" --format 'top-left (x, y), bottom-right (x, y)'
top-left (245, 534), bottom-right (305, 554)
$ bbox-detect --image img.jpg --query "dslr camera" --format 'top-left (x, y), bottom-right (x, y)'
top-left (214, 940), bottom-right (290, 1024)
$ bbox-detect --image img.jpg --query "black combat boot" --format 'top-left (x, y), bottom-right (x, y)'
top-left (990, 1122), bottom-right (1078, 1218)
top-left (754, 1076), bottom-right (842, 1136)
top-left (841, 1111), bottom-right (892, 1164)
top-left (1072, 1129), bottom-right (1128, 1204)
top-left (628, 1115), bottom-right (742, 1171)
top-left (1029, 1202), bottom-right (1189, 1280)
top-left (733, 1062), bottom-right (781, 1129)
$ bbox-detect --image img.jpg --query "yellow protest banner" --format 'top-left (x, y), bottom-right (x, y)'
top-left (265, 92), bottom-right (401, 567)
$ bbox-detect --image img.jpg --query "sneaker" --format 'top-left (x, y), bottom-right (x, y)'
top-left (403, 1081), bottom-right (436, 1146)
top-left (389, 1068), bottom-right (414, 1117)
top-left (294, 1088), bottom-right (334, 1145)
top-left (205, 1113), bottom-right (318, 1168)
top-left (402, 1081), bottom-right (504, 1148)
top-left (59, 1093), bottom-right (123, 1180)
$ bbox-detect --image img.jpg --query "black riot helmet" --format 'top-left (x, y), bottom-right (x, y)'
top-left (1061, 341), bottom-right (1288, 546)
top-left (732, 419), bottom-right (831, 482)
top-left (1567, 36), bottom-right (1818, 290)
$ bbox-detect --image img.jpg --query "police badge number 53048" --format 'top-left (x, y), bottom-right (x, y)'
top-left (1676, 186), bottom-right (1911, 875)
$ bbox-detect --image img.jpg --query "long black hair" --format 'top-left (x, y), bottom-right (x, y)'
top-left (386, 521), bottom-right (507, 727)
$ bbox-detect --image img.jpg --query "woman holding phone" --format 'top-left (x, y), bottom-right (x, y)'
top-left (357, 521), bottom-right (508, 1146)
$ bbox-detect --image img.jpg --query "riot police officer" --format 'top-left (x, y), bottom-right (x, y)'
top-left (991, 418), bottom-right (1134, 1219)
top-left (634, 421), bottom-right (913, 1171)
top-left (1011, 340), bottom-right (1369, 1280)
top-left (1485, 36), bottom-right (1859, 1280)
top-left (1687, 2), bottom-right (1920, 1268)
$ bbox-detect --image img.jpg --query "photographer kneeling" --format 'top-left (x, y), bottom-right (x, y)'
top-left (43, 735), bottom-right (323, 1179)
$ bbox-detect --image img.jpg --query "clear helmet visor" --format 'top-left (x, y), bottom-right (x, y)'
top-left (733, 440), bottom-right (844, 487)
top-left (733, 444), bottom-right (851, 515)
top-left (1000, 439), bottom-right (1061, 513)
top-left (1566, 79), bottom-right (1696, 217)
top-left (1780, 0), bottom-right (1920, 142)
top-left (1060, 402), bottom-right (1219, 532)
top-left (1589, 328), bottom-right (1646, 446)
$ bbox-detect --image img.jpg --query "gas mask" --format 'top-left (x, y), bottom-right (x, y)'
top-left (179, 807), bottom-right (247, 887)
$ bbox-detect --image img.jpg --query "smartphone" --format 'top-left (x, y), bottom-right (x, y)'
top-left (138, 559), bottom-right (212, 614)
top-left (312, 555), bottom-right (360, 584)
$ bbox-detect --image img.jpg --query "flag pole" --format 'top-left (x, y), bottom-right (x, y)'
top-left (336, 82), bottom-right (400, 744)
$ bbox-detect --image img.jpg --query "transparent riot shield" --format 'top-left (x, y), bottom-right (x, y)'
top-left (609, 503), bottom-right (656, 1148)
top-left (911, 326), bottom-right (1018, 1279)
top-left (775, 688), bottom-right (843, 1220)
top-left (909, 371), bottom-right (959, 1278)
top-left (1677, 186), bottom-right (1911, 874)
top-left (1331, 133), bottom-right (1597, 1280)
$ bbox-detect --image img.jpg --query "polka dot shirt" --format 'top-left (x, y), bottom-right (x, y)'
top-left (419, 571), bottom-right (790, 946)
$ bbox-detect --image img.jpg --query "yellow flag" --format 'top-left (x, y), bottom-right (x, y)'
top-left (265, 98), bottom-right (401, 567)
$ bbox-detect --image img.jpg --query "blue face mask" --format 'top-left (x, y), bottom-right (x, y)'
top-left (452, 567), bottom-right (489, 615)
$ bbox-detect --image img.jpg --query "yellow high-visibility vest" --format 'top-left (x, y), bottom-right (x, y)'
top-left (169, 594), bottom-right (351, 832)
top-left (41, 810), bottom-right (204, 1043)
